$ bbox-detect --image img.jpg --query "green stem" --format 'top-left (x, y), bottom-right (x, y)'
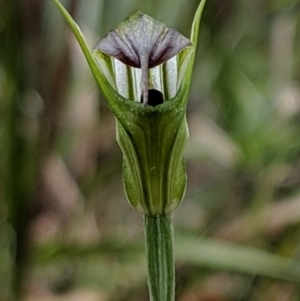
top-left (144, 213), bottom-right (175, 301)
top-left (3, 1), bottom-right (28, 299)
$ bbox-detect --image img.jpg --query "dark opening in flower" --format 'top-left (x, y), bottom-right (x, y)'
top-left (141, 89), bottom-right (164, 107)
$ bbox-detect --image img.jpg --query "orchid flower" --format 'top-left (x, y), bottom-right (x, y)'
top-left (93, 12), bottom-right (193, 216)
top-left (52, 1), bottom-right (206, 300)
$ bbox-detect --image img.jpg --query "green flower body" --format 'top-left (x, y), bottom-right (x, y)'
top-left (51, 1), bottom-right (206, 216)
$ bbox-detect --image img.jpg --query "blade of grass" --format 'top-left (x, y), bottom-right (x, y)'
top-left (35, 236), bottom-right (300, 282)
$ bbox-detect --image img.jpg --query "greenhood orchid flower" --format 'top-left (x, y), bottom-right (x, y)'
top-left (52, 1), bottom-right (206, 300)
top-left (52, 0), bottom-right (206, 215)
top-left (92, 13), bottom-right (193, 215)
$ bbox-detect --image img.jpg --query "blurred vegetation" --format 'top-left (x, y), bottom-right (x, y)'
top-left (1, 0), bottom-right (300, 300)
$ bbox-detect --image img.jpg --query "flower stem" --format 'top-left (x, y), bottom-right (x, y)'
top-left (144, 213), bottom-right (175, 301)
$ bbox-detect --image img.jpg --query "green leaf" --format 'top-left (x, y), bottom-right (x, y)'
top-left (178, 0), bottom-right (207, 95)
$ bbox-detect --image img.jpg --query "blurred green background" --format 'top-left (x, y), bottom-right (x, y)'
top-left (1, 0), bottom-right (300, 300)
